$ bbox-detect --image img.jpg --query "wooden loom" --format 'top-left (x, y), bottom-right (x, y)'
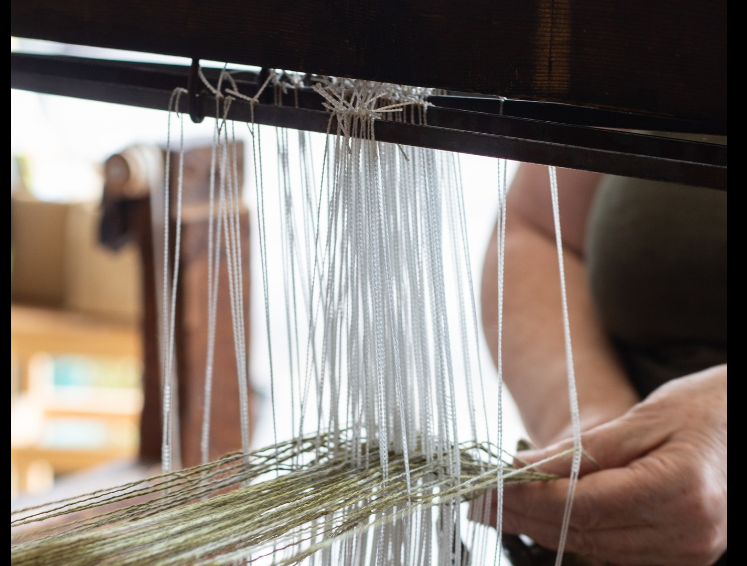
top-left (11, 0), bottom-right (726, 188)
top-left (10, 1), bottom-right (727, 563)
top-left (10, 0), bottom-right (728, 458)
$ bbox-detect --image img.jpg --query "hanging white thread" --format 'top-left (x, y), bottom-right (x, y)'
top-left (493, 158), bottom-right (509, 565)
top-left (210, 78), bottom-right (515, 562)
top-left (249, 103), bottom-right (281, 461)
top-left (161, 87), bottom-right (187, 474)
top-left (201, 95), bottom-right (226, 465)
top-left (276, 126), bottom-right (300, 450)
top-left (197, 68), bottom-right (254, 462)
top-left (229, 115), bottom-right (253, 457)
top-left (548, 165), bottom-right (583, 566)
top-left (198, 69), bottom-right (228, 465)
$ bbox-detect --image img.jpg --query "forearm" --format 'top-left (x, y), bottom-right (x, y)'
top-left (482, 214), bottom-right (639, 447)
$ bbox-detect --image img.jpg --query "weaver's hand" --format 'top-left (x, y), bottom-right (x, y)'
top-left (475, 365), bottom-right (728, 566)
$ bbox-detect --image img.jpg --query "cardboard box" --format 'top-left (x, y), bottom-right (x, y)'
top-left (11, 196), bottom-right (70, 307)
top-left (64, 203), bottom-right (141, 323)
top-left (11, 196), bottom-right (141, 323)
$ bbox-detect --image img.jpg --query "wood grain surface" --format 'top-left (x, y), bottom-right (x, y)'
top-left (11, 0), bottom-right (726, 123)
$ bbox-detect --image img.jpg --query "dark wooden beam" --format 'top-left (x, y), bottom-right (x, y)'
top-left (11, 0), bottom-right (726, 124)
top-left (11, 53), bottom-right (727, 190)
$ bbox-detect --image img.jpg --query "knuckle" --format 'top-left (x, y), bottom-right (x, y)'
top-left (569, 527), bottom-right (597, 559)
top-left (699, 522), bottom-right (727, 560)
top-left (668, 467), bottom-right (727, 565)
top-left (683, 474), bottom-right (723, 524)
top-left (681, 521), bottom-right (726, 564)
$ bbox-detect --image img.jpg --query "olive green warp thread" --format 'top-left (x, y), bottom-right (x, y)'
top-left (11, 434), bottom-right (565, 566)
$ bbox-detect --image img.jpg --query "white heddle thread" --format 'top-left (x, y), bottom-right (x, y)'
top-left (549, 165), bottom-right (583, 566)
top-left (199, 66), bottom-right (240, 465)
top-left (171, 80), bottom-right (582, 564)
top-left (494, 157), bottom-right (509, 566)
top-left (200, 94), bottom-right (224, 466)
top-left (198, 68), bottom-right (259, 463)
top-left (13, 73), bottom-right (593, 566)
top-left (161, 87), bottom-right (187, 474)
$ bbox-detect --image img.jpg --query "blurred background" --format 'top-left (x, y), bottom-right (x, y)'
top-left (11, 37), bottom-right (524, 505)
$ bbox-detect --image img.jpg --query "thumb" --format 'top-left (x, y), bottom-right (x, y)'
top-left (515, 409), bottom-right (670, 478)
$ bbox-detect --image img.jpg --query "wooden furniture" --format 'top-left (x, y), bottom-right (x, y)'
top-left (11, 140), bottom-right (254, 501)
top-left (11, 305), bottom-right (141, 394)
top-left (11, 305), bottom-right (142, 496)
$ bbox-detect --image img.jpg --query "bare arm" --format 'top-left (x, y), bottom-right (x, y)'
top-left (478, 164), bottom-right (727, 564)
top-left (481, 163), bottom-right (639, 446)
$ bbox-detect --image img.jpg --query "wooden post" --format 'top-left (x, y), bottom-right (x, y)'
top-left (102, 143), bottom-right (253, 468)
top-left (176, 204), bottom-right (252, 467)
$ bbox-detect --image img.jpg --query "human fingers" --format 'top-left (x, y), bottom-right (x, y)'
top-left (502, 509), bottom-right (687, 566)
top-left (473, 454), bottom-right (656, 530)
top-left (515, 404), bottom-right (671, 478)
top-left (503, 462), bottom-right (665, 529)
top-left (504, 501), bottom-right (725, 566)
top-left (473, 488), bottom-right (718, 566)
top-left (503, 456), bottom-right (726, 565)
top-left (504, 468), bottom-right (656, 534)
top-left (498, 370), bottom-right (727, 565)
top-left (469, 492), bottom-right (646, 565)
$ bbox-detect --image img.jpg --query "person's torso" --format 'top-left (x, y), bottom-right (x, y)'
top-left (585, 172), bottom-right (727, 397)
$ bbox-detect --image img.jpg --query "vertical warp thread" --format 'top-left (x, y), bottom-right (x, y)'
top-left (548, 166), bottom-right (583, 566)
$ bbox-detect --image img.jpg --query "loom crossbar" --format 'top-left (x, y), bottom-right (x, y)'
top-left (11, 53), bottom-right (726, 190)
top-left (10, 0), bottom-right (727, 125)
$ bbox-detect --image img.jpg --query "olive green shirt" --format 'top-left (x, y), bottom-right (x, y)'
top-left (586, 175), bottom-right (727, 397)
